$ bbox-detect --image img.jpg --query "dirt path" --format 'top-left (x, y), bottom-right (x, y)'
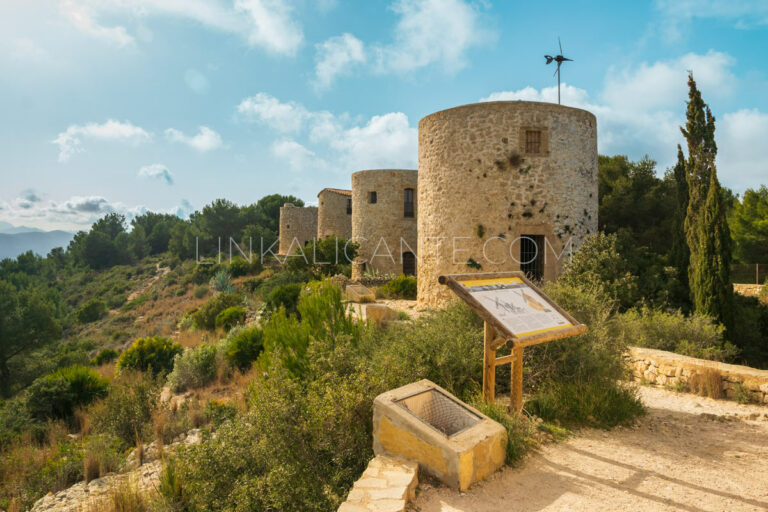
top-left (413, 386), bottom-right (768, 512)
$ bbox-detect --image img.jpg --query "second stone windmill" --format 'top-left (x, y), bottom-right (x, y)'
top-left (545, 38), bottom-right (573, 104)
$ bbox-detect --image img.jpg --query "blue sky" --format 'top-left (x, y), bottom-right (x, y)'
top-left (1, 0), bottom-right (767, 231)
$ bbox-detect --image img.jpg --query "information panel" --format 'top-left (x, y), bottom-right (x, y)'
top-left (459, 276), bottom-right (572, 338)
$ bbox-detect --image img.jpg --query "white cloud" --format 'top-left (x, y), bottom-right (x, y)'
top-left (59, 0), bottom-right (135, 47)
top-left (313, 33), bottom-right (366, 91)
top-left (718, 109), bottom-right (768, 192)
top-left (237, 93), bottom-right (312, 132)
top-left (375, 0), bottom-right (493, 73)
top-left (52, 119), bottom-right (151, 162)
top-left (272, 139), bottom-right (326, 172)
top-left (654, 0), bottom-right (768, 40)
top-left (138, 164), bottom-right (174, 185)
top-left (317, 112), bottom-right (417, 170)
top-left (0, 193), bottom-right (196, 231)
top-left (234, 0), bottom-right (304, 55)
top-left (602, 51), bottom-right (735, 111)
top-left (59, 0), bottom-right (303, 55)
top-left (164, 126), bottom-right (223, 152)
top-left (239, 92), bottom-right (417, 173)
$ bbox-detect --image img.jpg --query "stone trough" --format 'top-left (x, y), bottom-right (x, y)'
top-left (372, 379), bottom-right (507, 491)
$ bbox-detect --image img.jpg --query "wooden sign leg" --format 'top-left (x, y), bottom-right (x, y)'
top-left (511, 345), bottom-right (524, 413)
top-left (483, 322), bottom-right (496, 404)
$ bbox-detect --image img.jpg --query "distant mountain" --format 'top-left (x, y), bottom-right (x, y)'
top-left (0, 221), bottom-right (43, 234)
top-left (0, 230), bottom-right (74, 260)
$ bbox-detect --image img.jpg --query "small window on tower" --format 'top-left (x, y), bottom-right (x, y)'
top-left (369, 191), bottom-right (377, 204)
top-left (346, 198), bottom-right (352, 214)
top-left (525, 130), bottom-right (542, 154)
top-left (404, 188), bottom-right (414, 218)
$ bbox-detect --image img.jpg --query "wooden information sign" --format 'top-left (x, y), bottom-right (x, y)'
top-left (438, 272), bottom-right (587, 413)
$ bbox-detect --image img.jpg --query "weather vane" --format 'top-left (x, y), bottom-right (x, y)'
top-left (545, 38), bottom-right (572, 105)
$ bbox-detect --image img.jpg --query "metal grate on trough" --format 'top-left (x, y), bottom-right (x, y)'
top-left (395, 388), bottom-right (482, 437)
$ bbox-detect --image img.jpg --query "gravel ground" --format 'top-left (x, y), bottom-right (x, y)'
top-left (413, 386), bottom-right (768, 512)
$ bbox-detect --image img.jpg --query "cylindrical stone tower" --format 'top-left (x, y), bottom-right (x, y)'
top-left (278, 203), bottom-right (318, 255)
top-left (317, 188), bottom-right (352, 240)
top-left (351, 169), bottom-right (418, 279)
top-left (417, 101), bottom-right (598, 308)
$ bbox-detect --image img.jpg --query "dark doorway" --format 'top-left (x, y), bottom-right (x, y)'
top-left (520, 235), bottom-right (544, 281)
top-left (402, 251), bottom-right (416, 276)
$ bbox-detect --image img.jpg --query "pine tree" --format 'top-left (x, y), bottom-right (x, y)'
top-left (680, 73), bottom-right (733, 331)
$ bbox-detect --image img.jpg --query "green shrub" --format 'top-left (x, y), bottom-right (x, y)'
top-left (105, 293), bottom-right (127, 309)
top-left (378, 275), bottom-right (417, 299)
top-left (215, 306), bottom-right (246, 331)
top-left (92, 348), bottom-right (118, 366)
top-left (283, 236), bottom-right (359, 277)
top-left (527, 380), bottom-right (644, 429)
top-left (759, 278), bottom-right (768, 304)
top-left (228, 257), bottom-right (261, 277)
top-left (522, 280), bottom-right (645, 428)
top-left (265, 283), bottom-right (303, 316)
top-left (257, 270), bottom-right (313, 299)
top-left (120, 294), bottom-right (149, 311)
top-left (91, 371), bottom-right (160, 445)
top-left (366, 303), bottom-right (483, 401)
top-left (203, 399), bottom-right (238, 427)
top-left (166, 344), bottom-right (219, 392)
top-left (209, 269), bottom-right (234, 293)
top-left (116, 336), bottom-right (182, 375)
top-left (615, 307), bottom-right (738, 361)
top-left (26, 366), bottom-right (109, 420)
top-left (158, 458), bottom-right (190, 511)
top-left (470, 398), bottom-right (535, 466)
top-left (193, 284), bottom-right (209, 299)
top-left (191, 292), bottom-right (243, 330)
top-left (82, 434), bottom-right (125, 482)
top-left (261, 282), bottom-right (363, 378)
top-left (220, 326), bottom-right (264, 371)
top-left (75, 298), bottom-right (108, 323)
top-left (242, 277), bottom-right (263, 293)
top-left (176, 367), bottom-right (378, 512)
top-left (730, 294), bottom-right (768, 368)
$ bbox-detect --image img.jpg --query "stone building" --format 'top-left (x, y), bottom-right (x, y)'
top-left (278, 203), bottom-right (318, 256)
top-left (351, 169), bottom-right (418, 278)
top-left (317, 188), bottom-right (352, 240)
top-left (416, 101), bottom-right (598, 308)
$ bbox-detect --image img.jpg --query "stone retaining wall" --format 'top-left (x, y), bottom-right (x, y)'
top-left (338, 455), bottom-right (418, 512)
top-left (627, 346), bottom-right (768, 404)
top-left (734, 283), bottom-right (763, 298)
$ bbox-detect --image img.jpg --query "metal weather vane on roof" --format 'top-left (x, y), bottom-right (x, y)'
top-left (544, 38), bottom-right (573, 105)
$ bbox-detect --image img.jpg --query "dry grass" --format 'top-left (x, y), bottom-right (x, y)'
top-left (95, 363), bottom-right (116, 381)
top-left (174, 329), bottom-right (208, 348)
top-left (688, 368), bottom-right (723, 399)
top-left (82, 478), bottom-right (153, 512)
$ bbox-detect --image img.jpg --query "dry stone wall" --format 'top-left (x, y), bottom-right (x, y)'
top-left (416, 101), bottom-right (598, 308)
top-left (318, 188), bottom-right (352, 240)
top-left (627, 346), bottom-right (768, 404)
top-left (351, 169), bottom-right (418, 278)
top-left (278, 203), bottom-right (317, 255)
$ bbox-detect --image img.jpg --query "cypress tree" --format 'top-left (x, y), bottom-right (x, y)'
top-left (671, 145), bottom-right (690, 296)
top-left (680, 73), bottom-right (733, 331)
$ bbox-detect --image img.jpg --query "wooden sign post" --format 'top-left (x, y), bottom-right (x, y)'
top-left (439, 272), bottom-right (587, 413)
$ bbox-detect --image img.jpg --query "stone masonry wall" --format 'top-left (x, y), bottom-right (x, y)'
top-left (351, 169), bottom-right (418, 278)
top-left (627, 346), bottom-right (768, 404)
top-left (318, 188), bottom-right (352, 240)
top-left (278, 203), bottom-right (318, 255)
top-left (416, 101), bottom-right (598, 308)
